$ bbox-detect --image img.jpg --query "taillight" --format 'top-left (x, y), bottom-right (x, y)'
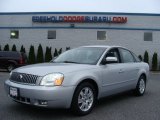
top-left (19, 57), bottom-right (24, 64)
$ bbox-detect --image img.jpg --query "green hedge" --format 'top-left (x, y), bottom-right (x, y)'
top-left (152, 52), bottom-right (158, 71)
top-left (28, 45), bottom-right (36, 64)
top-left (1, 44), bottom-right (160, 71)
top-left (138, 55), bottom-right (143, 61)
top-left (4, 44), bottom-right (9, 51)
top-left (144, 51), bottom-right (149, 64)
top-left (12, 44), bottom-right (17, 51)
top-left (37, 44), bottom-right (44, 63)
top-left (45, 47), bottom-right (52, 62)
top-left (20, 45), bottom-right (26, 53)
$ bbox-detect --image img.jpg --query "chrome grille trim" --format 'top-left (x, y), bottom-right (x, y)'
top-left (9, 72), bottom-right (39, 85)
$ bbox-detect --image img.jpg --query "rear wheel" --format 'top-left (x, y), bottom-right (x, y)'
top-left (7, 64), bottom-right (15, 72)
top-left (71, 82), bottom-right (97, 116)
top-left (134, 75), bottom-right (146, 96)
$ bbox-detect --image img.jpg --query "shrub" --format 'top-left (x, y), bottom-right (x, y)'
top-left (138, 55), bottom-right (143, 61)
top-left (12, 44), bottom-right (17, 51)
top-left (48, 47), bottom-right (52, 61)
top-left (144, 51), bottom-right (149, 64)
top-left (54, 48), bottom-right (58, 57)
top-left (66, 47), bottom-right (70, 51)
top-left (37, 44), bottom-right (44, 63)
top-left (45, 47), bottom-right (52, 62)
top-left (58, 48), bottom-right (62, 55)
top-left (28, 45), bottom-right (36, 64)
top-left (152, 52), bottom-right (158, 71)
top-left (20, 45), bottom-right (26, 53)
top-left (4, 44), bottom-right (9, 51)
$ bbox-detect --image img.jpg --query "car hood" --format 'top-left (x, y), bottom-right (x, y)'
top-left (13, 63), bottom-right (97, 76)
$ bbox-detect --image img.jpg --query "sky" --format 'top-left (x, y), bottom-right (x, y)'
top-left (0, 0), bottom-right (160, 13)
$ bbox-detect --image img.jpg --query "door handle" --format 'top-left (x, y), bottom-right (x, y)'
top-left (119, 69), bottom-right (124, 73)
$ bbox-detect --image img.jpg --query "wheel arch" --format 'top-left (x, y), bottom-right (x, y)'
top-left (75, 78), bottom-right (99, 99)
top-left (139, 73), bottom-right (147, 83)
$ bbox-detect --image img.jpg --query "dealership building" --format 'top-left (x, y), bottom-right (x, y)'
top-left (0, 12), bottom-right (160, 61)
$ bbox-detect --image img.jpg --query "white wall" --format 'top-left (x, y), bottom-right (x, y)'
top-left (0, 13), bottom-right (160, 67)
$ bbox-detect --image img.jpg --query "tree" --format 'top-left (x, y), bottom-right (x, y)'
top-left (37, 44), bottom-right (44, 63)
top-left (152, 52), bottom-right (158, 71)
top-left (12, 44), bottom-right (17, 51)
top-left (45, 47), bottom-right (52, 62)
top-left (138, 55), bottom-right (142, 61)
top-left (45, 47), bottom-right (49, 62)
top-left (48, 47), bottom-right (52, 61)
top-left (58, 48), bottom-right (62, 55)
top-left (28, 45), bottom-right (36, 64)
top-left (144, 51), bottom-right (149, 64)
top-left (4, 44), bottom-right (9, 51)
top-left (20, 45), bottom-right (26, 53)
top-left (54, 48), bottom-right (58, 57)
top-left (0, 45), bottom-right (1, 51)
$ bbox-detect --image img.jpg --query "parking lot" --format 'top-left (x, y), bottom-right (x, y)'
top-left (0, 71), bottom-right (160, 120)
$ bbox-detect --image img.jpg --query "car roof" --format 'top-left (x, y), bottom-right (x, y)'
top-left (81, 45), bottom-right (127, 49)
top-left (0, 51), bottom-right (21, 54)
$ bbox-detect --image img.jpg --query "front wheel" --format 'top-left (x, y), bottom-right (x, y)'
top-left (134, 75), bottom-right (146, 96)
top-left (71, 82), bottom-right (97, 116)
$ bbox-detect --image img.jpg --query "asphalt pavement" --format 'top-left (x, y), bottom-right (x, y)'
top-left (0, 71), bottom-right (160, 120)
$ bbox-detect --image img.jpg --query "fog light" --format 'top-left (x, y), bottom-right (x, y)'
top-left (39, 100), bottom-right (48, 105)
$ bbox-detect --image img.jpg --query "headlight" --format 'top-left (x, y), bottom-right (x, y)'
top-left (40, 73), bottom-right (64, 86)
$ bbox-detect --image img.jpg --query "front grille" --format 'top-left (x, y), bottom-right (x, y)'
top-left (10, 72), bottom-right (39, 85)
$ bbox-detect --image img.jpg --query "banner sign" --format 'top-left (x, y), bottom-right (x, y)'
top-left (32, 16), bottom-right (127, 23)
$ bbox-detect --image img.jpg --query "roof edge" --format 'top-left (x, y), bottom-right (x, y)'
top-left (0, 12), bottom-right (160, 16)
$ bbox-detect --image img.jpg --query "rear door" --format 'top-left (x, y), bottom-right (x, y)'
top-left (118, 48), bottom-right (139, 89)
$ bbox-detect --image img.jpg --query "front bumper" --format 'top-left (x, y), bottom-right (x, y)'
top-left (4, 80), bottom-right (76, 108)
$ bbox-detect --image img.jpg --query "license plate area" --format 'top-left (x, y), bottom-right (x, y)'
top-left (10, 87), bottom-right (19, 97)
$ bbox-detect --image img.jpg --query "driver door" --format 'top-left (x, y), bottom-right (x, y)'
top-left (100, 48), bottom-right (126, 97)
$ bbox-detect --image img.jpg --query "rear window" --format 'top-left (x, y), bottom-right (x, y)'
top-left (0, 51), bottom-right (20, 58)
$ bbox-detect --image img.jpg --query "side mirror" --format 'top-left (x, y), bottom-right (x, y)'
top-left (106, 57), bottom-right (118, 63)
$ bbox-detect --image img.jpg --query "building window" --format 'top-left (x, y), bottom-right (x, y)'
top-left (48, 31), bottom-right (56, 39)
top-left (10, 30), bottom-right (19, 39)
top-left (97, 31), bottom-right (106, 40)
top-left (144, 32), bottom-right (152, 41)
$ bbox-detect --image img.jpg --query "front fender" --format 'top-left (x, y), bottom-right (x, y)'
top-left (62, 68), bottom-right (103, 98)
top-left (137, 63), bottom-right (150, 83)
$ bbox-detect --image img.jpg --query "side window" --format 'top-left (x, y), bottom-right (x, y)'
top-left (102, 48), bottom-right (121, 64)
top-left (120, 48), bottom-right (135, 63)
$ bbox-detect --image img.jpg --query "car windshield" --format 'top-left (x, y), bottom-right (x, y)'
top-left (53, 47), bottom-right (106, 65)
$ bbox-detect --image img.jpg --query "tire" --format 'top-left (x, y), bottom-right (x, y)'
top-left (71, 82), bottom-right (97, 116)
top-left (7, 64), bottom-right (15, 72)
top-left (134, 75), bottom-right (146, 96)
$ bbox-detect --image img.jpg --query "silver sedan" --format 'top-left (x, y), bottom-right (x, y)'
top-left (4, 46), bottom-right (149, 115)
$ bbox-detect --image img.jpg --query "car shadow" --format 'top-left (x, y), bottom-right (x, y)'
top-left (7, 91), bottom-right (139, 119)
